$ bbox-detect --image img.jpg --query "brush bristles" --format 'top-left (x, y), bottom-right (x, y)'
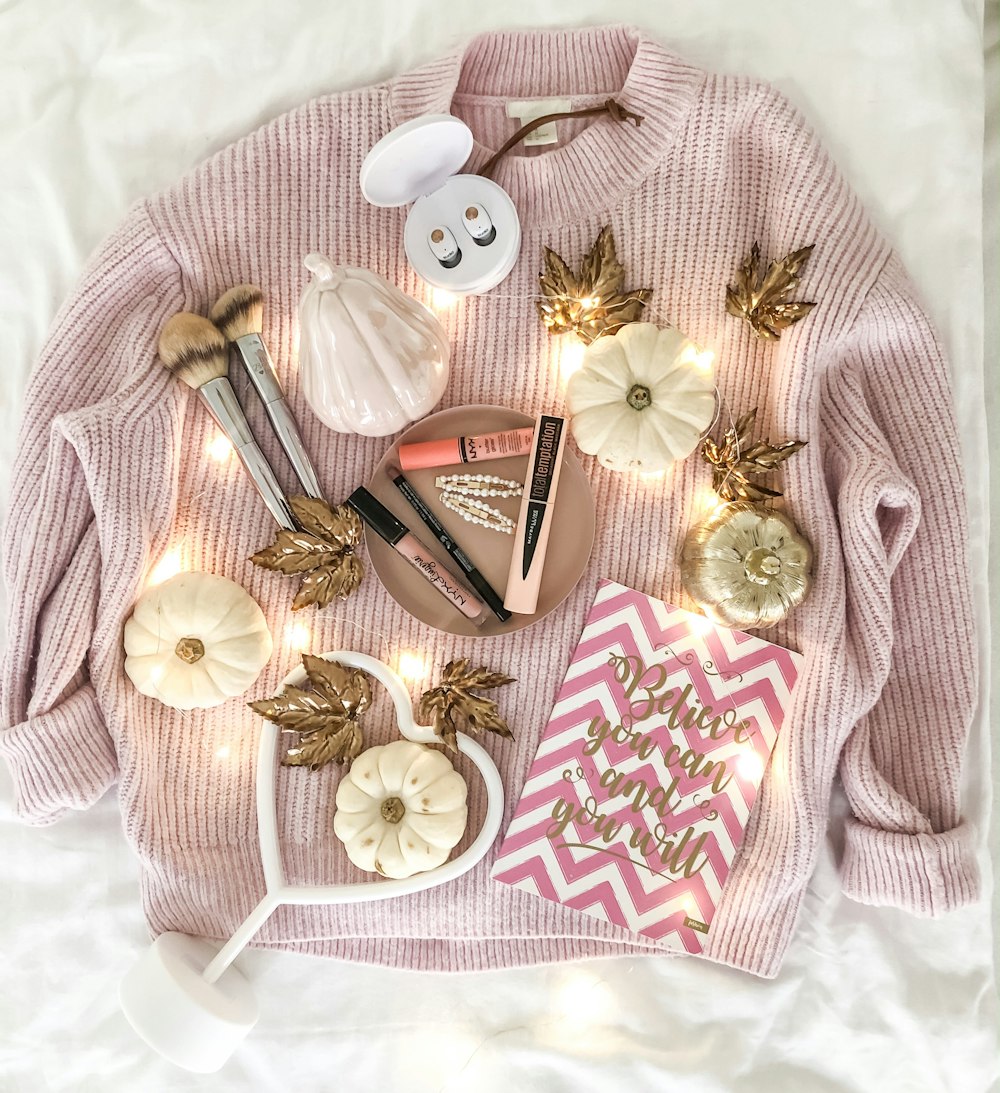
top-left (210, 284), bottom-right (263, 342)
top-left (158, 313), bottom-right (229, 389)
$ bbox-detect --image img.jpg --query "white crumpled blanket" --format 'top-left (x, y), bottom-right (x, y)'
top-left (0, 1), bottom-right (996, 1090)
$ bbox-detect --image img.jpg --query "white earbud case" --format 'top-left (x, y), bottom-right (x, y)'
top-left (360, 115), bottom-right (521, 295)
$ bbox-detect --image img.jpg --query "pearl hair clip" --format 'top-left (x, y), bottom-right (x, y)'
top-left (434, 473), bottom-right (523, 499)
top-left (439, 492), bottom-right (515, 535)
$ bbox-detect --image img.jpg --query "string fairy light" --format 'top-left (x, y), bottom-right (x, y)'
top-left (687, 611), bottom-right (717, 638)
top-left (284, 621), bottom-right (312, 652)
top-left (737, 751), bottom-right (766, 782)
top-left (429, 287), bottom-right (458, 311)
top-left (147, 546), bottom-right (184, 586)
top-left (206, 433), bottom-right (233, 462)
top-left (278, 615), bottom-right (434, 692)
top-left (457, 287), bottom-right (680, 328)
top-left (557, 337), bottom-right (586, 383)
top-left (396, 649), bottom-right (430, 684)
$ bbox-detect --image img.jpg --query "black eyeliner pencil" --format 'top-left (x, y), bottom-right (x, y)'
top-left (385, 464), bottom-right (512, 623)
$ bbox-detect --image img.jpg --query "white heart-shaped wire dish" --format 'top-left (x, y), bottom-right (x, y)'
top-left (119, 649), bottom-right (505, 1073)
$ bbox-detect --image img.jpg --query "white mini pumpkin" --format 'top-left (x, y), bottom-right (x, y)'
top-left (333, 740), bottom-right (468, 879)
top-left (566, 323), bottom-right (717, 473)
top-left (124, 572), bottom-right (273, 710)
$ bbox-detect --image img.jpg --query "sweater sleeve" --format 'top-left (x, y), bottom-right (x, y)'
top-left (0, 202), bottom-right (183, 825)
top-left (822, 253), bottom-right (979, 915)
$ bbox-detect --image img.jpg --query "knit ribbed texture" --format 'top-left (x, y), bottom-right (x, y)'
top-left (0, 26), bottom-right (979, 978)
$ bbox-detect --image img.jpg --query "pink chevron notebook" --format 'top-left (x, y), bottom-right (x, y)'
top-left (491, 579), bottom-right (803, 954)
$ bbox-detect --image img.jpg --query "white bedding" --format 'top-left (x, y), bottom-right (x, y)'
top-left (1, 2), bottom-right (996, 1090)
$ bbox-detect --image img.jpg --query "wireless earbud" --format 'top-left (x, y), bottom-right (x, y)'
top-left (429, 227), bottom-right (462, 268)
top-left (463, 204), bottom-right (496, 246)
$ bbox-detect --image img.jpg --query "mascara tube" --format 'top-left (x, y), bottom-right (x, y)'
top-left (504, 415), bottom-right (567, 615)
top-left (347, 487), bottom-right (487, 623)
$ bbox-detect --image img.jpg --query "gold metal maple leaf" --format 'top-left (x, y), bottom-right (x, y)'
top-left (418, 659), bottom-right (516, 753)
top-left (250, 496), bottom-right (364, 610)
top-left (537, 225), bottom-right (652, 344)
top-left (701, 408), bottom-right (806, 502)
top-left (249, 654), bottom-right (372, 770)
top-left (725, 242), bottom-right (816, 340)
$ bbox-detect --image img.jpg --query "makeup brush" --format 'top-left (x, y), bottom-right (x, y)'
top-left (158, 312), bottom-right (296, 530)
top-left (210, 285), bottom-right (324, 499)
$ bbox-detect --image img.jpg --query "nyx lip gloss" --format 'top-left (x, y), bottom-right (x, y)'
top-left (398, 426), bottom-right (535, 471)
top-left (385, 464), bottom-right (512, 623)
top-left (347, 487), bottom-right (487, 623)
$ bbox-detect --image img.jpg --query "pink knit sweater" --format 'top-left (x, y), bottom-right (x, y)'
top-left (0, 26), bottom-right (979, 978)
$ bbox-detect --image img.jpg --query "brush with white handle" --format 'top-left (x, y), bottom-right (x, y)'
top-left (158, 312), bottom-right (296, 530)
top-left (210, 285), bottom-right (324, 499)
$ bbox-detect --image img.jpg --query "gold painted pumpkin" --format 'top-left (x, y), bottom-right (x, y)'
top-left (680, 503), bottom-right (813, 630)
top-left (333, 740), bottom-right (468, 879)
top-left (124, 572), bottom-right (273, 709)
top-left (565, 323), bottom-right (716, 473)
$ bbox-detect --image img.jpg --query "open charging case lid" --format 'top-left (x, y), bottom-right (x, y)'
top-left (360, 115), bottom-right (521, 295)
top-left (361, 114), bottom-right (474, 205)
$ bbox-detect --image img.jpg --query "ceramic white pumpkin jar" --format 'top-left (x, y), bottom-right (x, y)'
top-left (124, 572), bottom-right (273, 710)
top-left (297, 254), bottom-right (450, 437)
top-left (333, 739), bottom-right (468, 879)
top-left (566, 323), bottom-right (717, 473)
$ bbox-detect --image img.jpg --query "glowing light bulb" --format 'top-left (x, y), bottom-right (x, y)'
top-left (207, 433), bottom-right (233, 462)
top-left (559, 338), bottom-right (586, 384)
top-left (737, 751), bottom-right (766, 781)
top-left (285, 622), bottom-right (311, 652)
top-left (680, 894), bottom-right (700, 919)
top-left (540, 970), bottom-right (617, 1052)
top-left (693, 348), bottom-right (715, 373)
top-left (688, 611), bottom-right (717, 637)
top-left (215, 744), bottom-right (231, 760)
top-left (695, 486), bottom-right (723, 516)
top-left (397, 650), bottom-right (428, 683)
top-left (430, 287), bottom-right (457, 310)
top-left (147, 547), bottom-right (183, 586)
top-left (679, 343), bottom-right (716, 374)
top-left (639, 469), bottom-right (665, 484)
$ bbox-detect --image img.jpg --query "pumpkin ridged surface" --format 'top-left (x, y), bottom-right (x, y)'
top-left (333, 740), bottom-right (468, 879)
top-left (123, 572), bottom-right (272, 710)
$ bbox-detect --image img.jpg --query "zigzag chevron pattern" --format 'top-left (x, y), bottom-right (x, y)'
top-left (492, 580), bottom-right (803, 956)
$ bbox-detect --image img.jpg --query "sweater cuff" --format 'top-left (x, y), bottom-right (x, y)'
top-left (0, 683), bottom-right (117, 825)
top-left (840, 817), bottom-right (979, 915)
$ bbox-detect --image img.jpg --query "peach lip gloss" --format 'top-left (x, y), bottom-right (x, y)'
top-left (398, 426), bottom-right (535, 471)
top-left (346, 487), bottom-right (487, 623)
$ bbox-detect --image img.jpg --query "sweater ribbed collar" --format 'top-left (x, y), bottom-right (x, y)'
top-left (389, 25), bottom-right (705, 225)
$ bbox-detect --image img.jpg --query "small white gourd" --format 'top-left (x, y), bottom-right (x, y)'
top-left (333, 740), bottom-right (468, 879)
top-left (566, 323), bottom-right (717, 473)
top-left (124, 572), bottom-right (273, 710)
top-left (297, 255), bottom-right (450, 437)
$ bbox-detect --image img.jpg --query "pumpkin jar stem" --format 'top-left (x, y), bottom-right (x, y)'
top-left (174, 636), bottom-right (205, 664)
top-left (743, 546), bottom-right (782, 585)
top-left (626, 383), bottom-right (652, 411)
top-left (380, 796), bottom-right (405, 824)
